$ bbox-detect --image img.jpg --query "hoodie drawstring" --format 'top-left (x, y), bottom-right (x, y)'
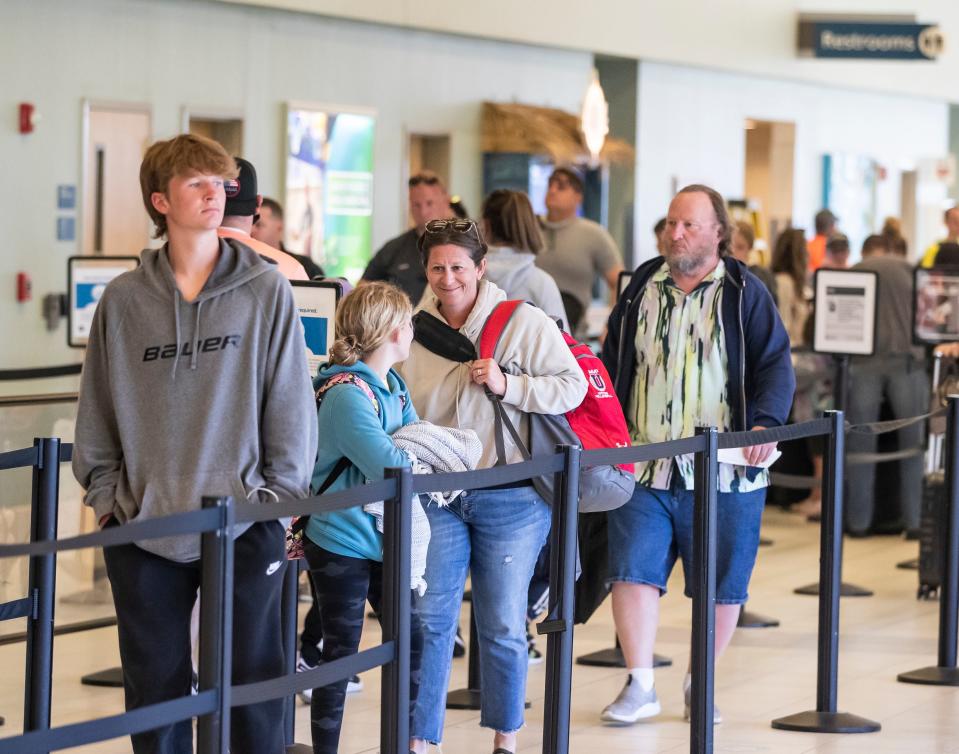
top-left (191, 301), bottom-right (203, 370)
top-left (172, 289), bottom-right (182, 380)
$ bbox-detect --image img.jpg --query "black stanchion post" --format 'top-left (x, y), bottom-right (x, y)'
top-left (197, 496), bottom-right (235, 754)
top-left (794, 356), bottom-right (873, 598)
top-left (575, 636), bottom-right (672, 668)
top-left (446, 607), bottom-right (483, 709)
top-left (381, 466), bottom-right (412, 754)
top-left (772, 411), bottom-right (880, 734)
top-left (280, 560), bottom-right (299, 748)
top-left (690, 427), bottom-right (718, 754)
top-left (23, 437), bottom-right (60, 742)
top-left (540, 445), bottom-right (580, 754)
top-left (898, 394), bottom-right (959, 685)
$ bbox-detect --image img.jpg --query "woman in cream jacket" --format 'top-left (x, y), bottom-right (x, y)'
top-left (403, 218), bottom-right (587, 754)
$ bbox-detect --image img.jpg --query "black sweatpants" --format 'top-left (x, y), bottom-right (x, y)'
top-left (104, 520), bottom-right (287, 754)
top-left (304, 539), bottom-right (422, 754)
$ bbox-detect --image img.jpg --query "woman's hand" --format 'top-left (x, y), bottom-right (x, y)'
top-left (470, 358), bottom-right (507, 396)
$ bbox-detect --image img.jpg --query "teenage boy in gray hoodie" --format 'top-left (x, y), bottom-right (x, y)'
top-left (73, 134), bottom-right (317, 754)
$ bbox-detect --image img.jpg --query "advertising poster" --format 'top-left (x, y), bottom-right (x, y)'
top-left (291, 281), bottom-right (342, 377)
top-left (914, 267), bottom-right (959, 344)
top-left (812, 268), bottom-right (878, 356)
top-left (68, 256), bottom-right (140, 347)
top-left (285, 105), bottom-right (375, 281)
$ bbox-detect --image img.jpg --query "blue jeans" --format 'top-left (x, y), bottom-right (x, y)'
top-left (607, 477), bottom-right (766, 604)
top-left (411, 486), bottom-right (551, 742)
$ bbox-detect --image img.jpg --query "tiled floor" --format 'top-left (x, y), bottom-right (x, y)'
top-left (1, 507), bottom-right (956, 753)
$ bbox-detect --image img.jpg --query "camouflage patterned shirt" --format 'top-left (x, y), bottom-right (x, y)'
top-left (628, 259), bottom-right (768, 492)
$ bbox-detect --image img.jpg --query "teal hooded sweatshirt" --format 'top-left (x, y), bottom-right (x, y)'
top-left (306, 361), bottom-right (418, 561)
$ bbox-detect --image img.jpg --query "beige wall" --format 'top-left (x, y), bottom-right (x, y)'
top-left (215, 0), bottom-right (959, 102)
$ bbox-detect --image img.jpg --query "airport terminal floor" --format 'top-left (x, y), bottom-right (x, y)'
top-left (0, 507), bottom-right (951, 753)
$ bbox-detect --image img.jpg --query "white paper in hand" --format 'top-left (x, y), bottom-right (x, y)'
top-left (717, 447), bottom-right (782, 469)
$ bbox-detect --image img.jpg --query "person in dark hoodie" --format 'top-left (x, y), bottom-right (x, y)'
top-left (599, 185), bottom-right (793, 727)
top-left (72, 133), bottom-right (317, 754)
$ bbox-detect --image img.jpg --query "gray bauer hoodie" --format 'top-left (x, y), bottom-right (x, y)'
top-left (73, 239), bottom-right (318, 562)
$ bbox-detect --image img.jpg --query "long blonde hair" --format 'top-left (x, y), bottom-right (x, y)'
top-left (329, 282), bottom-right (412, 366)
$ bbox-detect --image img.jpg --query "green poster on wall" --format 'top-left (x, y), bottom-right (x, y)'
top-left (285, 105), bottom-right (375, 281)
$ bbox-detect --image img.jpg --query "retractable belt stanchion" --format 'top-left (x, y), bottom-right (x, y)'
top-left (689, 427), bottom-right (718, 754)
top-left (575, 638), bottom-right (672, 668)
top-left (540, 445), bottom-right (580, 754)
top-left (772, 410), bottom-right (880, 734)
top-left (898, 394), bottom-right (959, 686)
top-left (22, 437), bottom-right (60, 747)
top-left (281, 561), bottom-right (311, 753)
top-left (445, 608), bottom-right (485, 710)
top-left (381, 466), bottom-right (412, 754)
top-left (795, 355), bottom-right (873, 598)
top-left (196, 496), bottom-right (235, 754)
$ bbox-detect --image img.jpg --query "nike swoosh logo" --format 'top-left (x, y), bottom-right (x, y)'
top-left (266, 561), bottom-right (282, 576)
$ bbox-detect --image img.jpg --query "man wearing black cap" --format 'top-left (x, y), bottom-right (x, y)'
top-left (536, 166), bottom-right (623, 333)
top-left (217, 157), bottom-right (309, 281)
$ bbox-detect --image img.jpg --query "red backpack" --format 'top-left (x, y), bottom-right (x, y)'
top-left (479, 300), bottom-right (635, 513)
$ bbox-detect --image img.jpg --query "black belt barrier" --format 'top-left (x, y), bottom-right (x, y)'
top-left (0, 416), bottom-right (890, 754)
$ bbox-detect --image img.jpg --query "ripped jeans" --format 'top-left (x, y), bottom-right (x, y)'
top-left (411, 486), bottom-right (551, 743)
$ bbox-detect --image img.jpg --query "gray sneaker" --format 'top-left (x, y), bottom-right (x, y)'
top-left (600, 676), bottom-right (661, 724)
top-left (682, 680), bottom-right (722, 724)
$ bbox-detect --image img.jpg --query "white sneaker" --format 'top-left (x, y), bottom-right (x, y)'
top-left (600, 676), bottom-right (661, 724)
top-left (682, 677), bottom-right (722, 724)
top-left (296, 656), bottom-right (363, 704)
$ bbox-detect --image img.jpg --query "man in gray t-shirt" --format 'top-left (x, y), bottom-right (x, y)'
top-left (845, 234), bottom-right (928, 536)
top-left (535, 167), bottom-right (623, 331)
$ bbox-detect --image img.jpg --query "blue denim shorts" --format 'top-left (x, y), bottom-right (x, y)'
top-left (607, 477), bottom-right (766, 604)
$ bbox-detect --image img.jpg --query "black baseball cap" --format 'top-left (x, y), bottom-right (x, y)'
top-left (224, 157), bottom-right (258, 217)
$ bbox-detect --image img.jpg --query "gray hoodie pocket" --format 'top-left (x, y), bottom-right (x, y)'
top-left (135, 470), bottom-right (245, 562)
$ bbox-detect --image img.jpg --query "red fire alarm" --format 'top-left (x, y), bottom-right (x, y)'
top-left (19, 103), bottom-right (35, 134)
top-left (17, 272), bottom-right (32, 302)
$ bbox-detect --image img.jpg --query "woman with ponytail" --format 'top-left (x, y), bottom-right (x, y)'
top-left (481, 189), bottom-right (568, 330)
top-left (302, 281), bottom-right (422, 754)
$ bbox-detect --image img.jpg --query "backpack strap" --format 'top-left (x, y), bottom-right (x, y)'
top-left (311, 372), bottom-right (381, 492)
top-left (478, 300), bottom-right (524, 361)
top-left (316, 371), bottom-right (381, 417)
top-left (479, 301), bottom-right (533, 465)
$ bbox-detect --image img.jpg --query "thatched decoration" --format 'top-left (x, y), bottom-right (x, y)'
top-left (481, 101), bottom-right (635, 165)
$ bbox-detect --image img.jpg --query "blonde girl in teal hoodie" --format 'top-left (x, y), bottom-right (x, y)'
top-left (302, 281), bottom-right (422, 754)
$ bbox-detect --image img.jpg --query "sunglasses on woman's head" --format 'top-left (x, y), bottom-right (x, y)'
top-left (424, 219), bottom-right (477, 235)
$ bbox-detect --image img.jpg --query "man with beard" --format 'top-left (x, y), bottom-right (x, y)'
top-left (598, 184), bottom-right (794, 725)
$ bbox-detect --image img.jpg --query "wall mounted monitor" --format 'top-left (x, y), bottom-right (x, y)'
top-left (914, 266), bottom-right (959, 344)
top-left (812, 268), bottom-right (878, 356)
top-left (68, 255), bottom-right (140, 347)
top-left (291, 280), bottom-right (344, 377)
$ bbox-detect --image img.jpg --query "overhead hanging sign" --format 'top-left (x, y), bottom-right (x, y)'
top-left (798, 18), bottom-right (944, 60)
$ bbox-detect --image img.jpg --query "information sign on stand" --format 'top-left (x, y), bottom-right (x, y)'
top-left (913, 267), bottom-right (959, 344)
top-left (67, 256), bottom-right (140, 348)
top-left (812, 268), bottom-right (878, 357)
top-left (290, 280), bottom-right (343, 378)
